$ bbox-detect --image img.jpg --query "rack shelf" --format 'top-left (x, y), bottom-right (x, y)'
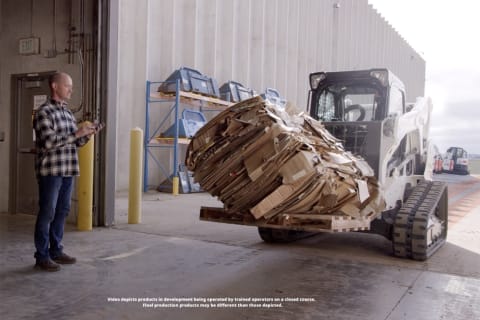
top-left (143, 79), bottom-right (232, 192)
top-left (150, 91), bottom-right (232, 110)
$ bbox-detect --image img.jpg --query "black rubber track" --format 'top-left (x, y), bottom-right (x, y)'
top-left (393, 181), bottom-right (448, 261)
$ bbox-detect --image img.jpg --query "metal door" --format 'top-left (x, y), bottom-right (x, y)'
top-left (9, 72), bottom-right (55, 214)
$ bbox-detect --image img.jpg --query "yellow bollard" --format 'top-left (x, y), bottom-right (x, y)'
top-left (172, 176), bottom-right (179, 196)
top-left (128, 128), bottom-right (143, 224)
top-left (77, 134), bottom-right (94, 231)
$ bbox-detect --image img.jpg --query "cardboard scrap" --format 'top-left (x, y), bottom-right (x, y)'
top-left (279, 151), bottom-right (318, 184)
top-left (250, 173), bottom-right (314, 219)
top-left (327, 152), bottom-right (353, 165)
top-left (186, 96), bottom-right (385, 231)
top-left (355, 179), bottom-right (370, 203)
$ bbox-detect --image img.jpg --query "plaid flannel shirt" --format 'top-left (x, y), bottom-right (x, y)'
top-left (33, 99), bottom-right (89, 178)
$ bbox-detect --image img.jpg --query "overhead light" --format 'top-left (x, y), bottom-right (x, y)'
top-left (310, 73), bottom-right (326, 90)
top-left (370, 70), bottom-right (389, 86)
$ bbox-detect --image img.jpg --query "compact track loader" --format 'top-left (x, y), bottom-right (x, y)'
top-left (303, 69), bottom-right (448, 260)
top-left (195, 69), bottom-right (448, 261)
top-left (439, 146), bottom-right (469, 175)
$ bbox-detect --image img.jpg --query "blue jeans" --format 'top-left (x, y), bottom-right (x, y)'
top-left (34, 176), bottom-right (74, 262)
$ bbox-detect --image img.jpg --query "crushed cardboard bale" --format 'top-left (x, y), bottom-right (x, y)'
top-left (186, 96), bottom-right (385, 232)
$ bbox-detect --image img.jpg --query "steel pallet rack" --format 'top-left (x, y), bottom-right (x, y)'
top-left (144, 79), bottom-right (232, 192)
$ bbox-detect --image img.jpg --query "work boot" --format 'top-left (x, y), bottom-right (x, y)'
top-left (35, 259), bottom-right (61, 272)
top-left (52, 253), bottom-right (77, 265)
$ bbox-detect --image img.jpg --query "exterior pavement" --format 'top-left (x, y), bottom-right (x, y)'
top-left (0, 175), bottom-right (479, 320)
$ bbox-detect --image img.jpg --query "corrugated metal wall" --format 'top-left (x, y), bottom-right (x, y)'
top-left (146, 0), bottom-right (425, 106)
top-left (117, 0), bottom-right (426, 190)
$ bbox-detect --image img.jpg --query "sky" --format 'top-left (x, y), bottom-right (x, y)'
top-left (368, 0), bottom-right (480, 155)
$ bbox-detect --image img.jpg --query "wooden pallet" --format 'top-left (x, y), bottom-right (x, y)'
top-left (282, 213), bottom-right (373, 232)
top-left (151, 137), bottom-right (191, 145)
top-left (199, 206), bottom-right (379, 233)
top-left (151, 91), bottom-right (233, 110)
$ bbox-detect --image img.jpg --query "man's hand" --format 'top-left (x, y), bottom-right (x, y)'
top-left (75, 121), bottom-right (105, 139)
top-left (75, 124), bottom-right (95, 138)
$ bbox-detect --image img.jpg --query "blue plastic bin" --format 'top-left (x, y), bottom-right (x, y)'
top-left (157, 67), bottom-right (220, 98)
top-left (219, 81), bottom-right (256, 102)
top-left (162, 109), bottom-right (207, 138)
top-left (261, 88), bottom-right (287, 107)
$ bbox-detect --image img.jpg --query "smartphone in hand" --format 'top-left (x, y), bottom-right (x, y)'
top-left (93, 121), bottom-right (106, 133)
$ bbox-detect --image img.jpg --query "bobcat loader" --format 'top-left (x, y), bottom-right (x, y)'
top-left (198, 69), bottom-right (448, 261)
top-left (304, 69), bottom-right (448, 260)
top-left (440, 146), bottom-right (469, 175)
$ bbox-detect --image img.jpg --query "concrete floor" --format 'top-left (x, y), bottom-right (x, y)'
top-left (1, 174), bottom-right (480, 320)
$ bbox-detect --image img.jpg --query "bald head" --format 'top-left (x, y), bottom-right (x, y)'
top-left (49, 72), bottom-right (73, 102)
top-left (49, 72), bottom-right (71, 87)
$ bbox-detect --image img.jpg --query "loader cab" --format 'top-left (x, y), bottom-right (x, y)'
top-left (309, 69), bottom-right (406, 178)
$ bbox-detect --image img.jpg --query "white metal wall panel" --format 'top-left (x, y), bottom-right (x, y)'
top-left (295, 0), bottom-right (309, 106)
top-left (249, 0), bottom-right (265, 92)
top-left (263, 0), bottom-right (278, 90)
top-left (215, 0), bottom-right (235, 83)
top-left (117, 0), bottom-right (427, 190)
top-left (232, 0), bottom-right (250, 86)
top-left (142, 0), bottom-right (425, 104)
top-left (173, 0), bottom-right (196, 68)
top-left (337, 0), bottom-right (350, 69)
top-left (285, 0), bottom-right (299, 103)
top-left (274, 0), bottom-right (289, 96)
top-left (320, 1), bottom-right (334, 70)
top-left (195, 0), bottom-right (216, 76)
top-left (357, 0), bottom-right (368, 68)
top-left (305, 0), bottom-right (319, 93)
top-left (156, 0), bottom-right (175, 77)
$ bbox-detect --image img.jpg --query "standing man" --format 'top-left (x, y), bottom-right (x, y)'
top-left (33, 72), bottom-right (103, 272)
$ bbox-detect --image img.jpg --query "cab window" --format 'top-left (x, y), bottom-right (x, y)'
top-left (388, 85), bottom-right (405, 116)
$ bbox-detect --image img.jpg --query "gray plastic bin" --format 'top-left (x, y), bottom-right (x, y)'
top-left (157, 67), bottom-right (220, 98)
top-left (219, 81), bottom-right (256, 102)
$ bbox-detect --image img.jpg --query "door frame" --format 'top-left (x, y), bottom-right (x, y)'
top-left (7, 0), bottom-right (118, 225)
top-left (8, 71), bottom-right (56, 214)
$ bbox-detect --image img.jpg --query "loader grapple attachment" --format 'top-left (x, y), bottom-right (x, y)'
top-left (199, 207), bottom-right (378, 233)
top-left (323, 122), bottom-right (382, 178)
top-left (323, 123), bottom-right (369, 157)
